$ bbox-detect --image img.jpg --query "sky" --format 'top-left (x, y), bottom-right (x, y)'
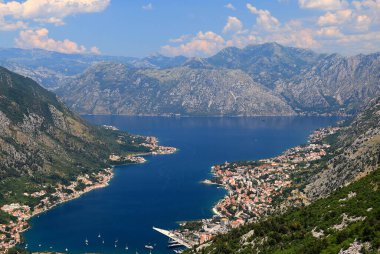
top-left (0, 0), bottom-right (379, 57)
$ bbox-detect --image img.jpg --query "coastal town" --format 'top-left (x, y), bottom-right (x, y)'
top-left (0, 126), bottom-right (339, 252)
top-left (0, 168), bottom-right (113, 252)
top-left (109, 136), bottom-right (177, 164)
top-left (0, 131), bottom-right (176, 253)
top-left (168, 127), bottom-right (340, 247)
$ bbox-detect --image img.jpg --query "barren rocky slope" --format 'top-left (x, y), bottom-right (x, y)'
top-left (305, 96), bottom-right (380, 199)
top-left (57, 62), bottom-right (295, 116)
top-left (2, 43), bottom-right (380, 116)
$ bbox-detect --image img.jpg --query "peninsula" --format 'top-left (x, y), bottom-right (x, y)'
top-left (0, 67), bottom-right (177, 252)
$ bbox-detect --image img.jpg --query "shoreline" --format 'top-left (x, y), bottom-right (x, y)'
top-left (0, 143), bottom-right (177, 252)
top-left (174, 126), bottom-right (341, 246)
top-left (30, 169), bottom-right (115, 219)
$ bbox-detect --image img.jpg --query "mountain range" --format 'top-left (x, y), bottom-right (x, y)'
top-left (1, 43), bottom-right (380, 116)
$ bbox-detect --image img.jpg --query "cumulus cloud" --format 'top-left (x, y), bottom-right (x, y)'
top-left (355, 14), bottom-right (371, 30)
top-left (246, 3), bottom-right (280, 31)
top-left (15, 28), bottom-right (100, 54)
top-left (318, 9), bottom-right (353, 26)
top-left (317, 26), bottom-right (343, 38)
top-left (0, 17), bottom-right (26, 31)
top-left (223, 16), bottom-right (243, 33)
top-left (162, 0), bottom-right (380, 57)
top-left (161, 31), bottom-right (225, 57)
top-left (299, 0), bottom-right (348, 10)
top-left (0, 0), bottom-right (108, 54)
top-left (224, 3), bottom-right (236, 11)
top-left (169, 34), bottom-right (190, 43)
top-left (142, 3), bottom-right (153, 11)
top-left (0, 0), bottom-right (110, 27)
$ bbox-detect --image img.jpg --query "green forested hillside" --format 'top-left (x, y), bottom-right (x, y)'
top-left (0, 66), bottom-right (151, 208)
top-left (187, 167), bottom-right (380, 254)
top-left (186, 97), bottom-right (380, 254)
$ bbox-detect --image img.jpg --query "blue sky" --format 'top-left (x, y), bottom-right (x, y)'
top-left (0, 0), bottom-right (379, 57)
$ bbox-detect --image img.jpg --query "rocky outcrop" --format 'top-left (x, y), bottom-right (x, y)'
top-left (305, 96), bottom-right (380, 199)
top-left (276, 53), bottom-right (380, 114)
top-left (57, 63), bottom-right (295, 116)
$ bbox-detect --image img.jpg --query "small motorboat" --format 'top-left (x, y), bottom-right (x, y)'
top-left (145, 244), bottom-right (154, 250)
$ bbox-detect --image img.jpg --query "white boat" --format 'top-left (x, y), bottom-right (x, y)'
top-left (98, 233), bottom-right (101, 238)
top-left (125, 244), bottom-right (129, 250)
top-left (145, 244), bottom-right (154, 249)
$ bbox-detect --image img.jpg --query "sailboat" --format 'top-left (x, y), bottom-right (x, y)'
top-left (98, 233), bottom-right (101, 238)
top-left (125, 244), bottom-right (129, 250)
top-left (85, 238), bottom-right (89, 245)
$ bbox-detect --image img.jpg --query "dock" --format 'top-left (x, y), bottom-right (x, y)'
top-left (152, 226), bottom-right (196, 249)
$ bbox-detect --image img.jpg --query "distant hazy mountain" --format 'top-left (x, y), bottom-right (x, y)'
top-left (2, 43), bottom-right (380, 116)
top-left (56, 62), bottom-right (295, 116)
top-left (0, 48), bottom-right (188, 89)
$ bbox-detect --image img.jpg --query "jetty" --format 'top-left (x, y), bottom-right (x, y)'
top-left (152, 227), bottom-right (196, 249)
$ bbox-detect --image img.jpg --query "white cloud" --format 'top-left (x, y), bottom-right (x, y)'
top-left (317, 26), bottom-right (343, 38)
top-left (0, 16), bottom-right (26, 31)
top-left (0, 0), bottom-right (108, 54)
top-left (15, 28), bottom-right (100, 54)
top-left (161, 31), bottom-right (225, 57)
top-left (352, 0), bottom-right (380, 10)
top-left (224, 3), bottom-right (236, 11)
top-left (223, 16), bottom-right (243, 33)
top-left (246, 3), bottom-right (280, 31)
top-left (0, 0), bottom-right (110, 27)
top-left (169, 34), bottom-right (190, 43)
top-left (318, 9), bottom-right (352, 26)
top-left (355, 14), bottom-right (371, 30)
top-left (142, 3), bottom-right (153, 11)
top-left (161, 0), bottom-right (380, 57)
top-left (299, 0), bottom-right (348, 10)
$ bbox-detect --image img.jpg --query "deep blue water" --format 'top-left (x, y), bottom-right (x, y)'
top-left (23, 116), bottom-right (341, 254)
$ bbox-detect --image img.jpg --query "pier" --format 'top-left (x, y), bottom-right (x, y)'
top-left (152, 227), bottom-right (196, 249)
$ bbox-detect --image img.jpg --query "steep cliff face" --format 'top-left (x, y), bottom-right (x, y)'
top-left (205, 42), bottom-right (323, 89)
top-left (0, 66), bottom-right (152, 205)
top-left (305, 96), bottom-right (380, 199)
top-left (276, 53), bottom-right (380, 113)
top-left (57, 62), bottom-right (295, 116)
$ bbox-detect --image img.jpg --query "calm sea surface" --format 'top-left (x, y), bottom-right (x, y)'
top-left (23, 116), bottom-right (341, 254)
